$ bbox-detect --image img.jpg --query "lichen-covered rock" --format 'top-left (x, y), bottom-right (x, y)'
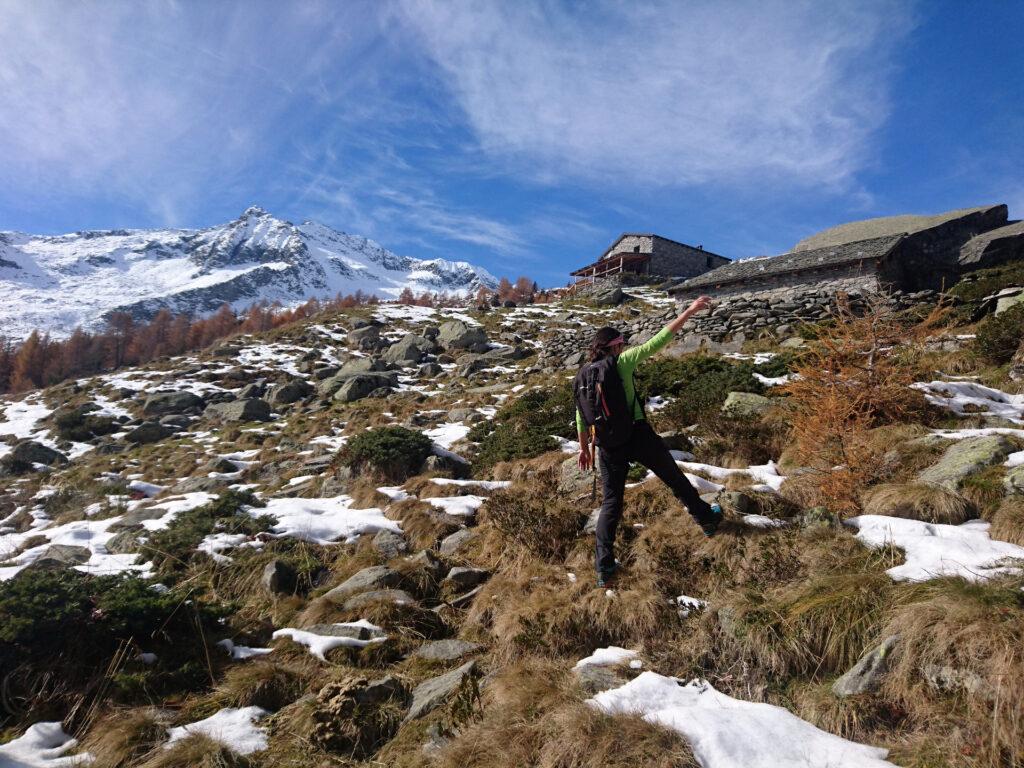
top-left (142, 391), bottom-right (204, 416)
top-left (721, 391), bottom-right (773, 418)
top-left (204, 398), bottom-right (272, 423)
top-left (1005, 465), bottom-right (1024, 495)
top-left (1011, 338), bottom-right (1024, 382)
top-left (404, 660), bottom-right (479, 722)
top-left (917, 435), bottom-right (1014, 490)
top-left (371, 529), bottom-right (409, 560)
top-left (261, 559), bottom-right (296, 595)
top-left (438, 528), bottom-right (475, 557)
top-left (332, 373), bottom-right (396, 403)
top-left (26, 544), bottom-right (92, 570)
top-left (341, 589), bottom-right (416, 612)
top-left (10, 440), bottom-right (68, 466)
top-left (443, 567), bottom-right (490, 592)
top-left (414, 639), bottom-right (483, 663)
top-left (383, 334), bottom-right (435, 365)
top-left (267, 378), bottom-right (314, 406)
top-left (437, 320), bottom-right (487, 351)
top-left (832, 635), bottom-right (900, 696)
top-left (325, 566), bottom-right (403, 602)
top-left (124, 422), bottom-right (173, 445)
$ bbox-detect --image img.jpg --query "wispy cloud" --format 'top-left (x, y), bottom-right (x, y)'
top-left (399, 0), bottom-right (915, 188)
top-left (0, 0), bottom-right (390, 225)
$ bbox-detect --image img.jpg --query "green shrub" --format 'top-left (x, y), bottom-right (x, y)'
top-left (469, 385), bottom-right (575, 471)
top-left (638, 355), bottom-right (766, 427)
top-left (973, 303), bottom-right (1024, 364)
top-left (949, 261), bottom-right (1024, 305)
top-left (139, 489), bottom-right (271, 578)
top-left (0, 570), bottom-right (224, 715)
top-left (344, 426), bottom-right (433, 481)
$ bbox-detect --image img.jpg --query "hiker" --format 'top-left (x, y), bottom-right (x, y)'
top-left (574, 295), bottom-right (722, 587)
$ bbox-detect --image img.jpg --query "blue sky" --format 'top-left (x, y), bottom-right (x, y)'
top-left (1, 0), bottom-right (1021, 288)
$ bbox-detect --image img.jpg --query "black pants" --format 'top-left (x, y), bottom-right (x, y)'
top-left (596, 421), bottom-right (714, 575)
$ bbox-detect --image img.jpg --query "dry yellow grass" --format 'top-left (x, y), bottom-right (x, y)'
top-left (861, 482), bottom-right (975, 524)
top-left (880, 577), bottom-right (1024, 768)
top-left (990, 496), bottom-right (1024, 546)
top-left (415, 656), bottom-right (699, 768)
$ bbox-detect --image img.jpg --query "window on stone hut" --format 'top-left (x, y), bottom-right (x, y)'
top-left (633, 245), bottom-right (640, 253)
top-left (706, 256), bottom-right (712, 268)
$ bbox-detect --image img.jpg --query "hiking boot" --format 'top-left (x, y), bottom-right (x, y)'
top-left (701, 503), bottom-right (723, 537)
top-left (597, 563), bottom-right (618, 588)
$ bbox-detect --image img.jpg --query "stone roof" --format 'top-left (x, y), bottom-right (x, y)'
top-left (672, 235), bottom-right (902, 292)
top-left (959, 220), bottom-right (1024, 266)
top-left (792, 204), bottom-right (1006, 252)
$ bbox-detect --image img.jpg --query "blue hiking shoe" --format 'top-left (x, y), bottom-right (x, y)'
top-left (702, 503), bottom-right (723, 537)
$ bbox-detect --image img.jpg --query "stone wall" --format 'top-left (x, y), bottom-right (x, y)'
top-left (605, 235), bottom-right (653, 256)
top-left (536, 281), bottom-right (937, 371)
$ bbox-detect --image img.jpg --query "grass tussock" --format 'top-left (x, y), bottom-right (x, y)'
top-left (423, 656), bottom-right (699, 768)
top-left (80, 708), bottom-right (169, 768)
top-left (990, 496), bottom-right (1024, 546)
top-left (464, 555), bottom-right (670, 663)
top-left (136, 733), bottom-right (256, 768)
top-left (860, 482), bottom-right (976, 524)
top-left (880, 577), bottom-right (1024, 768)
top-left (480, 477), bottom-right (585, 563)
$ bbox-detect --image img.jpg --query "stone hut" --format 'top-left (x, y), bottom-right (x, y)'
top-left (571, 233), bottom-right (728, 286)
top-left (672, 204), bottom-right (1014, 300)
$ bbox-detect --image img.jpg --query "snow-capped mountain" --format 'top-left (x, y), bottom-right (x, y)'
top-left (0, 206), bottom-right (498, 339)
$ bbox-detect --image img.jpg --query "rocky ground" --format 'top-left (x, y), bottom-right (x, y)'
top-left (1, 284), bottom-right (1023, 768)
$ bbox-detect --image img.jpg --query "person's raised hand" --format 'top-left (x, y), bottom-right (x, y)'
top-left (689, 295), bottom-right (713, 314)
top-left (578, 444), bottom-right (594, 472)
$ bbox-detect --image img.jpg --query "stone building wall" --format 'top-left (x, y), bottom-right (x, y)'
top-left (649, 237), bottom-right (727, 279)
top-left (604, 235), bottom-right (653, 256)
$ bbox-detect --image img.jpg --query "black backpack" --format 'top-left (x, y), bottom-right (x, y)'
top-left (573, 356), bottom-right (637, 449)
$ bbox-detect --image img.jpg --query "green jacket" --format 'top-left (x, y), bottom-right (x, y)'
top-left (575, 326), bottom-right (674, 435)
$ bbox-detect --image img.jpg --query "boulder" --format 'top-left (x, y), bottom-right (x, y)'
top-left (572, 663), bottom-right (631, 695)
top-left (418, 362), bottom-right (443, 377)
top-left (443, 567), bottom-right (490, 592)
top-left (338, 356), bottom-right (387, 376)
top-left (11, 440), bottom-right (67, 466)
top-left (423, 453), bottom-right (471, 479)
top-left (204, 399), bottom-right (272, 423)
top-left (563, 350), bottom-right (586, 368)
top-left (832, 635), bottom-right (900, 697)
top-left (721, 391), bottom-right (773, 419)
top-left (124, 422), bottom-right (173, 445)
top-left (414, 639), bottom-right (483, 663)
top-left (408, 549), bottom-right (446, 581)
top-left (404, 660), bottom-right (479, 722)
top-left (237, 382), bottom-right (265, 399)
top-left (142, 391), bottom-right (204, 416)
top-left (383, 334), bottom-right (435, 365)
top-left (1005, 465), bottom-right (1024, 495)
top-left (438, 528), bottom-right (476, 557)
top-left (591, 286), bottom-right (625, 306)
top-left (719, 490), bottom-right (756, 515)
top-left (371, 529), bottom-right (409, 560)
top-left (28, 544), bottom-right (92, 570)
top-left (917, 435), bottom-right (1014, 490)
top-left (922, 663), bottom-right (994, 701)
top-left (325, 566), bottom-right (403, 602)
top-left (348, 325), bottom-right (381, 347)
top-left (437, 320), bottom-right (487, 351)
top-left (342, 589), bottom-right (416, 612)
top-left (268, 379), bottom-right (314, 406)
top-left (333, 373), bottom-right (396, 403)
top-left (105, 529), bottom-right (144, 555)
top-left (558, 456), bottom-right (593, 499)
top-left (261, 559), bottom-right (296, 595)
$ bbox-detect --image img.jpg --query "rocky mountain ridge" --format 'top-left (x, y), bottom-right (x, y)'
top-left (0, 206), bottom-right (498, 340)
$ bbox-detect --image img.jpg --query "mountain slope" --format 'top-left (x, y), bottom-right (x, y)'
top-left (0, 206), bottom-right (497, 339)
